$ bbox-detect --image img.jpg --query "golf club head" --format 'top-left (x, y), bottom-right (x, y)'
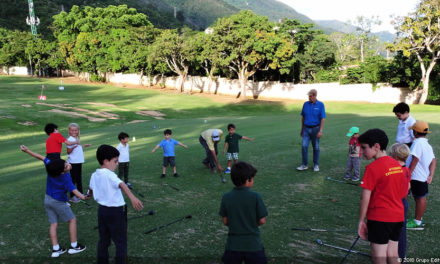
top-left (148, 210), bottom-right (154, 215)
top-left (185, 215), bottom-right (192, 219)
top-left (316, 239), bottom-right (323, 245)
top-left (127, 183), bottom-right (133, 189)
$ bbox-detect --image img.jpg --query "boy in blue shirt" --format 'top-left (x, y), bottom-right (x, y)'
top-left (20, 145), bottom-right (89, 258)
top-left (219, 162), bottom-right (268, 264)
top-left (152, 129), bottom-right (188, 178)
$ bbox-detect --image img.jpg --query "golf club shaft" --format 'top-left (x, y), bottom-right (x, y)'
top-left (327, 177), bottom-right (359, 186)
top-left (320, 241), bottom-right (370, 257)
top-left (144, 215), bottom-right (190, 234)
top-left (167, 184), bottom-right (180, 191)
top-left (291, 227), bottom-right (351, 232)
top-left (80, 200), bottom-right (92, 208)
top-left (339, 236), bottom-right (360, 264)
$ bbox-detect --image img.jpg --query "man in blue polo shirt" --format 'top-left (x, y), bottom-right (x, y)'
top-left (297, 89), bottom-right (326, 172)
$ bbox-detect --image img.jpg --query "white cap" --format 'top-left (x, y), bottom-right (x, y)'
top-left (212, 130), bottom-right (220, 142)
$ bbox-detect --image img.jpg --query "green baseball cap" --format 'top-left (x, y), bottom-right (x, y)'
top-left (346, 126), bottom-right (360, 137)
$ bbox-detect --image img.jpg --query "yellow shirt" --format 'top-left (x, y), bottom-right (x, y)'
top-left (201, 129), bottom-right (223, 150)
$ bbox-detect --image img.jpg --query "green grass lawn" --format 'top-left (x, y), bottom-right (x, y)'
top-left (0, 76), bottom-right (439, 263)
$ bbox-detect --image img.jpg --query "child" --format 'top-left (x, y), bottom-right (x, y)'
top-left (20, 145), bottom-right (88, 258)
top-left (151, 129), bottom-right (188, 178)
top-left (88, 144), bottom-right (143, 264)
top-left (405, 120), bottom-right (436, 230)
top-left (357, 129), bottom-right (406, 264)
top-left (393, 102), bottom-right (416, 147)
top-left (389, 143), bottom-right (411, 259)
top-left (219, 162), bottom-right (268, 264)
top-left (45, 123), bottom-right (78, 159)
top-left (344, 126), bottom-right (361, 181)
top-left (66, 123), bottom-right (91, 203)
top-left (222, 124), bottom-right (254, 174)
top-left (116, 132), bottom-right (130, 183)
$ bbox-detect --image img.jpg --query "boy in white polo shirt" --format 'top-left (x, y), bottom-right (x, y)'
top-left (89, 144), bottom-right (143, 264)
top-left (393, 102), bottom-right (416, 147)
top-left (116, 132), bottom-right (130, 183)
top-left (406, 121), bottom-right (436, 230)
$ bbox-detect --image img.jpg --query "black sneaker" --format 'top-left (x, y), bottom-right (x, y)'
top-left (68, 243), bottom-right (86, 254)
top-left (51, 247), bottom-right (67, 258)
top-left (161, 174), bottom-right (166, 178)
top-left (174, 173), bottom-right (179, 178)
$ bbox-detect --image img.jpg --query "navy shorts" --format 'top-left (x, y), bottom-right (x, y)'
top-left (163, 156), bottom-right (176, 167)
top-left (367, 220), bottom-right (403, 244)
top-left (410, 180), bottom-right (428, 198)
top-left (222, 249), bottom-right (267, 264)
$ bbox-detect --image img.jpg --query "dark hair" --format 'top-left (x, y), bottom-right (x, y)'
top-left (231, 162), bottom-right (257, 186)
top-left (44, 123), bottom-right (58, 135)
top-left (227, 124), bottom-right (236, 130)
top-left (358, 129), bottom-right (389, 151)
top-left (118, 132), bottom-right (129, 140)
top-left (96, 144), bottom-right (120, 165)
top-left (164, 129), bottom-right (172, 135)
top-left (414, 131), bottom-right (428, 137)
top-left (45, 159), bottom-right (66, 177)
top-left (393, 102), bottom-right (410, 114)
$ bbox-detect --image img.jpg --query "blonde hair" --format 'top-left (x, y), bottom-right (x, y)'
top-left (389, 143), bottom-right (410, 162)
top-left (68, 123), bottom-right (80, 138)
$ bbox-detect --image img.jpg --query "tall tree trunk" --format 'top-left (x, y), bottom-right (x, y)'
top-left (417, 56), bottom-right (437, 104)
top-left (360, 38), bottom-right (364, 63)
top-left (179, 66), bottom-right (188, 93)
top-left (238, 68), bottom-right (247, 99)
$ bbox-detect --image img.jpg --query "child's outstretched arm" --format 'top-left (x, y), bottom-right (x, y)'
top-left (20, 145), bottom-right (45, 161)
top-left (72, 189), bottom-right (90, 200)
top-left (178, 142), bottom-right (188, 148)
top-left (242, 136), bottom-right (255, 141)
top-left (64, 139), bottom-right (79, 146)
top-left (151, 145), bottom-right (160, 153)
top-left (222, 142), bottom-right (228, 155)
top-left (428, 158), bottom-right (436, 184)
top-left (119, 182), bottom-right (143, 211)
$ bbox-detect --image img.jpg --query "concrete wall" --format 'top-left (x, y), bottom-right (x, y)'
top-left (1, 66), bottom-right (29, 75)
top-left (105, 72), bottom-right (421, 104)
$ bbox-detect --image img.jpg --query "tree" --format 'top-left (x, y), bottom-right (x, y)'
top-left (352, 16), bottom-right (381, 62)
top-left (149, 29), bottom-right (197, 92)
top-left (329, 32), bottom-right (358, 64)
top-left (394, 0), bottom-right (440, 104)
top-left (0, 29), bottom-right (32, 72)
top-left (212, 10), bottom-right (296, 98)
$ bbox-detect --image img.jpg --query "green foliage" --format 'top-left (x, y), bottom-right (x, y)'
top-left (0, 29), bottom-right (32, 68)
top-left (341, 56), bottom-right (388, 85)
top-left (314, 68), bottom-right (341, 83)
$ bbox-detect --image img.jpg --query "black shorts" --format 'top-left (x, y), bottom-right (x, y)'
top-left (163, 156), bottom-right (176, 167)
top-left (367, 220), bottom-right (403, 244)
top-left (410, 180), bottom-right (428, 198)
top-left (222, 249), bottom-right (267, 264)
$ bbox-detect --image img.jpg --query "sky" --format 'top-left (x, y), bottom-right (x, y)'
top-left (277, 0), bottom-right (420, 32)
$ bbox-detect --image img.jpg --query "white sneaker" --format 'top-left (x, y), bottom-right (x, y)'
top-left (296, 165), bottom-right (308, 171)
top-left (314, 165), bottom-right (320, 172)
top-left (51, 247), bottom-right (67, 258)
top-left (68, 243), bottom-right (86, 254)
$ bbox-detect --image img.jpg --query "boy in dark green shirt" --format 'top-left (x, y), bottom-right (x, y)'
top-left (219, 162), bottom-right (268, 264)
top-left (222, 124), bottom-right (254, 174)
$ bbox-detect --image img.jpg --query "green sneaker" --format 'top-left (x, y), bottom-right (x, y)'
top-left (406, 219), bottom-right (424, 230)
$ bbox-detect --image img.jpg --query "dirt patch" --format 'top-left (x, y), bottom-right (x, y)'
top-left (43, 109), bottom-right (106, 122)
top-left (37, 102), bottom-right (119, 120)
top-left (136, 110), bottom-right (166, 120)
top-left (127, 120), bottom-right (148, 124)
top-left (17, 121), bottom-right (37, 126)
top-left (21, 104), bottom-right (32, 108)
top-left (0, 115), bottom-right (15, 119)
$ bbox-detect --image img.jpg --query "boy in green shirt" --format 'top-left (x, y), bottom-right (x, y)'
top-left (219, 162), bottom-right (268, 264)
top-left (222, 124), bottom-right (254, 174)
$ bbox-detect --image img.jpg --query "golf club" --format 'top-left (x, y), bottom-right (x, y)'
top-left (127, 182), bottom-right (145, 198)
top-left (79, 200), bottom-right (92, 208)
top-left (327, 177), bottom-right (360, 186)
top-left (163, 183), bottom-right (180, 191)
top-left (339, 235), bottom-right (360, 264)
top-left (316, 239), bottom-right (370, 258)
top-left (144, 215), bottom-right (192, 235)
top-left (128, 209), bottom-right (155, 221)
top-left (291, 227), bottom-right (352, 232)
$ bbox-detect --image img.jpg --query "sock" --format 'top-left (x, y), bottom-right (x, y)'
top-left (53, 244), bottom-right (60, 251)
top-left (71, 241), bottom-right (77, 248)
top-left (414, 219), bottom-right (422, 225)
top-left (227, 167), bottom-right (231, 170)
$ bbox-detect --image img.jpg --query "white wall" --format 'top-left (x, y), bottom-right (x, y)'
top-left (105, 73), bottom-right (421, 104)
top-left (1, 66), bottom-right (29, 75)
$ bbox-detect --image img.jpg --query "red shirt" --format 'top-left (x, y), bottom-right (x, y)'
top-left (401, 166), bottom-right (411, 199)
top-left (360, 156), bottom-right (405, 222)
top-left (348, 137), bottom-right (361, 157)
top-left (46, 132), bottom-right (66, 154)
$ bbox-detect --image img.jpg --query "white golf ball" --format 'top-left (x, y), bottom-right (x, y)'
top-left (204, 120), bottom-right (207, 123)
